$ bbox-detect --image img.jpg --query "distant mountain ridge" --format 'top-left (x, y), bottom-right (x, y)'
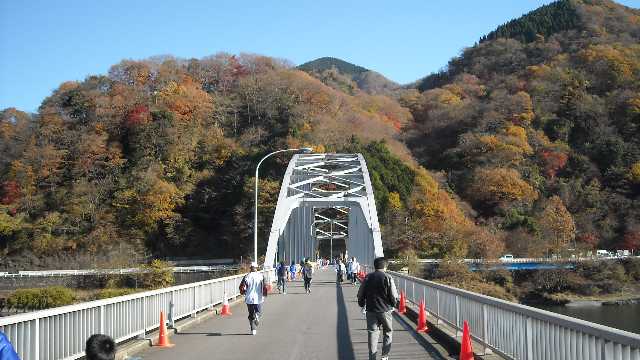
top-left (298, 57), bottom-right (368, 76)
top-left (298, 57), bottom-right (399, 95)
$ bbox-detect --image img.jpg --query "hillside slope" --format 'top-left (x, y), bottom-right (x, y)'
top-left (405, 0), bottom-right (640, 255)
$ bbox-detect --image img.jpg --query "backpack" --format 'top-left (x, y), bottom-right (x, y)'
top-left (277, 265), bottom-right (286, 277)
top-left (239, 275), bottom-right (248, 295)
top-left (304, 265), bottom-right (313, 279)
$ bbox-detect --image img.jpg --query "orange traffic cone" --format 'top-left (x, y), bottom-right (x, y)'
top-left (156, 311), bottom-right (174, 347)
top-left (416, 299), bottom-right (428, 332)
top-left (220, 292), bottom-right (232, 316)
top-left (398, 291), bottom-right (406, 314)
top-left (460, 320), bottom-right (474, 360)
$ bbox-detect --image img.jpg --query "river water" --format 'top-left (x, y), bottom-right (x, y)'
top-left (536, 303), bottom-right (640, 334)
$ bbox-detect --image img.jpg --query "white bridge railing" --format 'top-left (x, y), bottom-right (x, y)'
top-left (0, 265), bottom-right (238, 278)
top-left (389, 271), bottom-right (640, 360)
top-left (0, 270), bottom-right (274, 360)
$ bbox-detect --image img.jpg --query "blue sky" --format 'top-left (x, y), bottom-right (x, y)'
top-left (1, 0), bottom-right (639, 112)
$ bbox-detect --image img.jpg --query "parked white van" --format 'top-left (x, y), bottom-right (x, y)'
top-left (499, 254), bottom-right (514, 262)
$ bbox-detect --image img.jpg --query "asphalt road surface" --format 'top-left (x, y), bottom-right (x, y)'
top-left (135, 268), bottom-right (449, 359)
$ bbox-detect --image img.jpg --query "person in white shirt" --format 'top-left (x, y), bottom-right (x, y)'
top-left (351, 257), bottom-right (360, 285)
top-left (242, 262), bottom-right (265, 335)
top-left (336, 259), bottom-right (346, 283)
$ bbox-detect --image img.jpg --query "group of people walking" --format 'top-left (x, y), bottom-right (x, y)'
top-left (275, 258), bottom-right (315, 294)
top-left (334, 256), bottom-right (360, 284)
top-left (245, 256), bottom-right (397, 360)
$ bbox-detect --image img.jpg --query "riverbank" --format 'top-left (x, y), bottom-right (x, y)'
top-left (423, 258), bottom-right (640, 306)
top-left (523, 281), bottom-right (640, 306)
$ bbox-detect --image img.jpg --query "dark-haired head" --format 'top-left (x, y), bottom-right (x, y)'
top-left (86, 334), bottom-right (116, 360)
top-left (373, 257), bottom-right (387, 270)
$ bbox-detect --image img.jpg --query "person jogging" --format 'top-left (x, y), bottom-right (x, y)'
top-left (276, 261), bottom-right (288, 294)
top-left (289, 261), bottom-right (297, 281)
top-left (357, 257), bottom-right (398, 360)
top-left (241, 262), bottom-right (266, 335)
top-left (302, 259), bottom-right (314, 294)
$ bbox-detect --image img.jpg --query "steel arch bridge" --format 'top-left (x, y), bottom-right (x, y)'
top-left (264, 153), bottom-right (383, 268)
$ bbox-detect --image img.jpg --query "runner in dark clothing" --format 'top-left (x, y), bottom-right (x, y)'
top-left (276, 261), bottom-right (288, 294)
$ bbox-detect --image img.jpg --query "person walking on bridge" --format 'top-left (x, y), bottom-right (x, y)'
top-left (336, 259), bottom-right (346, 284)
top-left (289, 261), bottom-right (297, 281)
top-left (242, 262), bottom-right (265, 335)
top-left (302, 259), bottom-right (314, 294)
top-left (350, 257), bottom-right (360, 285)
top-left (276, 261), bottom-right (288, 294)
top-left (357, 257), bottom-right (398, 360)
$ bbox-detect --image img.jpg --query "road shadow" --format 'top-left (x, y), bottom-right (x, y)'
top-left (176, 331), bottom-right (251, 336)
top-left (336, 283), bottom-right (356, 360)
top-left (391, 312), bottom-right (449, 360)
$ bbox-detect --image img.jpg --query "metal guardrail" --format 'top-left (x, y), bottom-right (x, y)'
top-left (0, 270), bottom-right (274, 360)
top-left (389, 271), bottom-right (640, 360)
top-left (411, 256), bottom-right (640, 264)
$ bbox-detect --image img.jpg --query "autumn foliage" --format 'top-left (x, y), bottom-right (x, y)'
top-left (2, 0), bottom-right (640, 266)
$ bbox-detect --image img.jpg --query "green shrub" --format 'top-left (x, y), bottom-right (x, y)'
top-left (139, 259), bottom-right (175, 289)
top-left (621, 258), bottom-right (640, 281)
top-left (482, 269), bottom-right (514, 289)
top-left (6, 287), bottom-right (75, 311)
top-left (95, 288), bottom-right (137, 299)
top-left (527, 270), bottom-right (573, 294)
top-left (575, 261), bottom-right (627, 294)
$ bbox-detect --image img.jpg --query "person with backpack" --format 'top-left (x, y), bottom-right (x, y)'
top-left (357, 257), bottom-right (398, 360)
top-left (240, 262), bottom-right (266, 335)
top-left (302, 259), bottom-right (314, 294)
top-left (276, 261), bottom-right (288, 294)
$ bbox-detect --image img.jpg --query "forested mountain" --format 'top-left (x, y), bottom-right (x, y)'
top-left (480, 0), bottom-right (580, 44)
top-left (299, 57), bottom-right (400, 95)
top-left (405, 0), bottom-right (640, 256)
top-left (1, 0), bottom-right (639, 269)
top-left (0, 54), bottom-right (433, 268)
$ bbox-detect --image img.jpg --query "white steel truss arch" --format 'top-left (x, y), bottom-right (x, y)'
top-left (264, 153), bottom-right (383, 268)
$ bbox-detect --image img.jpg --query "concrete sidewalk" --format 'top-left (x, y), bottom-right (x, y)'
top-left (133, 268), bottom-right (451, 359)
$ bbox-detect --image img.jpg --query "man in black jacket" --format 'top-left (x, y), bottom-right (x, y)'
top-left (357, 257), bottom-right (398, 360)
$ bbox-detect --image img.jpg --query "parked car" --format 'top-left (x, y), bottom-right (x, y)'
top-left (499, 254), bottom-right (514, 262)
top-left (616, 250), bottom-right (630, 257)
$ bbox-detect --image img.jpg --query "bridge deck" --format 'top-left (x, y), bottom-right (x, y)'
top-left (135, 269), bottom-right (449, 359)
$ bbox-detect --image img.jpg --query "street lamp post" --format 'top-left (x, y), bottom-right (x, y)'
top-left (254, 147), bottom-right (313, 265)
